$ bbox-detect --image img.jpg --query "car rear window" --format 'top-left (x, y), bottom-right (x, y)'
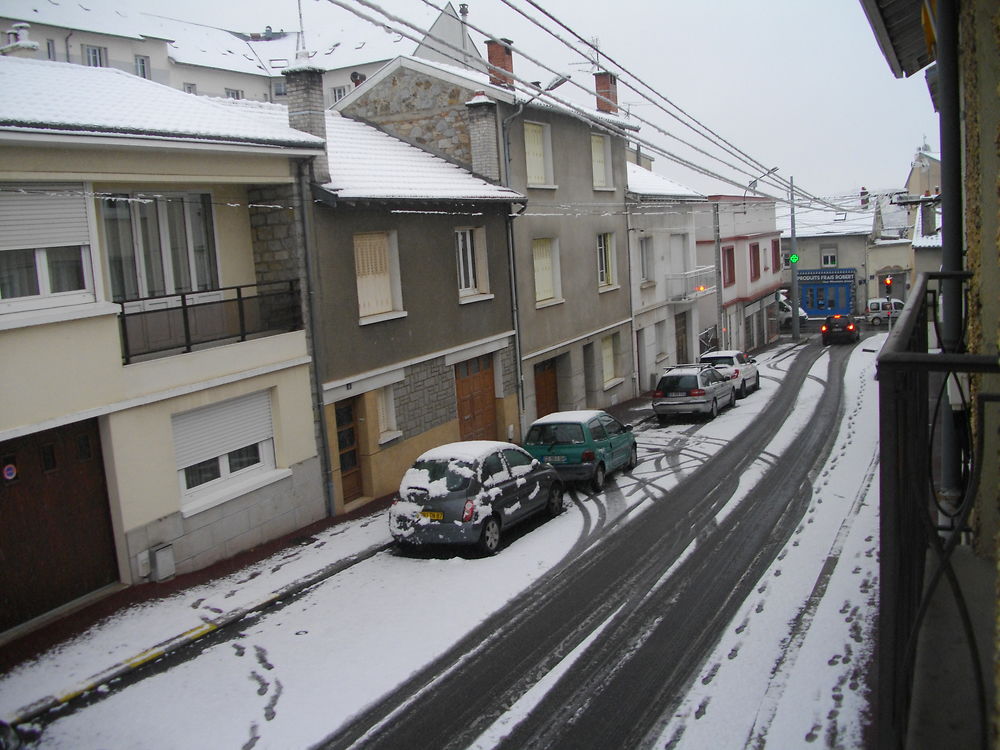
top-left (525, 423), bottom-right (585, 445)
top-left (701, 356), bottom-right (733, 367)
top-left (405, 458), bottom-right (475, 493)
top-left (658, 374), bottom-right (697, 391)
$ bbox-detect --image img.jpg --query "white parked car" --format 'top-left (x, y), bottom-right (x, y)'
top-left (699, 350), bottom-right (760, 398)
top-left (865, 297), bottom-right (904, 325)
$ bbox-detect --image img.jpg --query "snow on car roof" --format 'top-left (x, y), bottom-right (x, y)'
top-left (702, 351), bottom-right (742, 358)
top-left (530, 410), bottom-right (605, 425)
top-left (416, 441), bottom-right (521, 463)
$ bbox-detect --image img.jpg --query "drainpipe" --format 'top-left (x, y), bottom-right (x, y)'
top-left (506, 208), bottom-right (525, 436)
top-left (296, 158), bottom-right (336, 518)
top-left (63, 30), bottom-right (72, 63)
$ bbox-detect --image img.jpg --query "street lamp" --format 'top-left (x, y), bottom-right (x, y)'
top-left (741, 166), bottom-right (779, 212)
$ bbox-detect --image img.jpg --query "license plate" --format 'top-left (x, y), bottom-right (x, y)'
top-left (544, 455), bottom-right (567, 463)
top-left (420, 510), bottom-right (443, 520)
top-left (669, 392), bottom-right (686, 398)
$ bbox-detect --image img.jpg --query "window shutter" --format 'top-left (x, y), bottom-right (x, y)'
top-left (524, 123), bottom-right (547, 185)
top-left (354, 232), bottom-right (392, 317)
top-left (532, 238), bottom-right (554, 301)
top-left (0, 183), bottom-right (89, 252)
top-left (172, 391), bottom-right (273, 469)
top-left (591, 135), bottom-right (607, 188)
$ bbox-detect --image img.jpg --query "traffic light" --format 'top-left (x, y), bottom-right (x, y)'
top-left (884, 276), bottom-right (893, 293)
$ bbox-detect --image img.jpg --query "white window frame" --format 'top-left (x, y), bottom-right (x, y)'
top-left (0, 246), bottom-right (95, 313)
top-left (597, 232), bottom-right (616, 289)
top-left (523, 121), bottom-right (555, 188)
top-left (591, 133), bottom-right (613, 189)
top-left (224, 88), bottom-right (244, 100)
top-left (331, 85), bottom-right (349, 103)
top-left (639, 235), bottom-right (654, 283)
top-left (46, 39), bottom-right (57, 60)
top-left (532, 237), bottom-right (562, 307)
top-left (183, 82), bottom-right (198, 95)
top-left (601, 333), bottom-right (623, 388)
top-left (377, 385), bottom-right (403, 444)
top-left (134, 55), bottom-right (151, 79)
top-left (172, 391), bottom-right (286, 517)
top-left (82, 44), bottom-right (106, 67)
top-left (456, 226), bottom-right (492, 302)
top-left (353, 230), bottom-right (405, 324)
top-left (821, 246), bottom-right (838, 267)
top-left (273, 79), bottom-right (287, 97)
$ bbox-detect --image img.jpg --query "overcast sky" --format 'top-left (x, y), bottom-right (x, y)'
top-left (144, 0), bottom-right (939, 202)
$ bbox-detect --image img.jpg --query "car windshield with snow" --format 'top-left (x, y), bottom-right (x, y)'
top-left (522, 410), bottom-right (637, 491)
top-left (389, 441), bottom-right (563, 555)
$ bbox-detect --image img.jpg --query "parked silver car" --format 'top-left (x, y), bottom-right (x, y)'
top-left (652, 364), bottom-right (736, 424)
top-left (699, 350), bottom-right (760, 398)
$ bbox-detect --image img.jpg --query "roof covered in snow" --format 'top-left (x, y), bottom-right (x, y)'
top-left (0, 56), bottom-right (324, 149)
top-left (912, 203), bottom-right (942, 249)
top-left (778, 199), bottom-right (875, 239)
top-left (626, 163), bottom-right (704, 200)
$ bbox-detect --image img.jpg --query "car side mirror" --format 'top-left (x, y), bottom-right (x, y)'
top-left (749, 358), bottom-right (757, 364)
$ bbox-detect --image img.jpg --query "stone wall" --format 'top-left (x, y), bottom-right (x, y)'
top-left (395, 358), bottom-right (456, 437)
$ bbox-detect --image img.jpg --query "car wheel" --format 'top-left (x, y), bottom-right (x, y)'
top-left (753, 373), bottom-right (760, 391)
top-left (708, 399), bottom-right (718, 420)
top-left (626, 443), bottom-right (638, 471)
top-left (546, 485), bottom-right (564, 518)
top-left (477, 515), bottom-right (501, 556)
top-left (871, 316), bottom-right (882, 326)
top-left (591, 463), bottom-right (606, 492)
top-left (738, 379), bottom-right (747, 399)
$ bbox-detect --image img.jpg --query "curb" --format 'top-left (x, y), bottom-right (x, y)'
top-left (6, 541), bottom-right (392, 729)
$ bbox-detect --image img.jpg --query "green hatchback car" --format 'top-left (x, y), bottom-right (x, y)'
top-left (523, 410), bottom-right (637, 491)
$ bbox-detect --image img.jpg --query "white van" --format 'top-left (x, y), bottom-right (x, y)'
top-left (865, 298), bottom-right (904, 325)
top-left (777, 295), bottom-right (808, 328)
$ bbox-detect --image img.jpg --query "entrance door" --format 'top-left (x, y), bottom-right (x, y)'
top-left (335, 399), bottom-right (363, 502)
top-left (456, 355), bottom-right (497, 441)
top-left (0, 420), bottom-right (117, 632)
top-left (674, 311), bottom-right (689, 363)
top-left (534, 359), bottom-right (559, 418)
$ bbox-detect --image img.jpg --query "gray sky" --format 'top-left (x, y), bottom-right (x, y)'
top-left (149, 0), bottom-right (939, 201)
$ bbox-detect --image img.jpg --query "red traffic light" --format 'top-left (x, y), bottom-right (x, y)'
top-left (884, 277), bottom-right (893, 289)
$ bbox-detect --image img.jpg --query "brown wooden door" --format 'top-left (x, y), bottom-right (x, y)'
top-left (534, 359), bottom-right (559, 418)
top-left (455, 355), bottom-right (497, 441)
top-left (335, 399), bottom-right (363, 502)
top-left (0, 419), bottom-right (117, 632)
top-left (675, 311), bottom-right (689, 363)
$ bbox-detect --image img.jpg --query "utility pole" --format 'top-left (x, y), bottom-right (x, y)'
top-left (713, 202), bottom-right (724, 350)
top-left (789, 176), bottom-right (801, 342)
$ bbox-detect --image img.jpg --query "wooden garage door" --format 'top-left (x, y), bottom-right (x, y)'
top-left (534, 359), bottom-right (559, 418)
top-left (0, 420), bottom-right (117, 632)
top-left (455, 355), bottom-right (497, 441)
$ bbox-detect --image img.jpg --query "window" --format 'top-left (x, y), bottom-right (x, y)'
top-left (597, 232), bottom-right (615, 288)
top-left (331, 85), bottom-right (349, 103)
top-left (749, 242), bottom-right (761, 281)
top-left (532, 237), bottom-right (561, 304)
top-left (172, 391), bottom-right (277, 514)
top-left (1, 183), bottom-right (97, 313)
top-left (377, 386), bottom-right (401, 444)
top-left (100, 193), bottom-right (218, 302)
top-left (821, 246), bottom-right (838, 267)
top-left (273, 79), bottom-right (287, 97)
top-left (134, 55), bottom-right (151, 79)
top-left (601, 333), bottom-right (620, 386)
top-left (224, 88), bottom-right (244, 100)
top-left (722, 245), bottom-right (735, 287)
top-left (455, 227), bottom-right (490, 299)
top-left (46, 39), bottom-right (56, 60)
top-left (771, 239), bottom-right (781, 274)
top-left (353, 231), bottom-right (404, 322)
top-left (639, 236), bottom-right (654, 282)
top-left (82, 45), bottom-right (106, 67)
top-left (591, 133), bottom-right (612, 189)
top-left (523, 121), bottom-right (554, 187)
top-left (183, 82), bottom-right (198, 95)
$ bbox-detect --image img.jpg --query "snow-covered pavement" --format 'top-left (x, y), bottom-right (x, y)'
top-left (0, 336), bottom-right (884, 748)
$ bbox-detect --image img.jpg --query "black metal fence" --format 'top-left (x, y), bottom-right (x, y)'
top-left (875, 271), bottom-right (998, 748)
top-left (118, 280), bottom-right (301, 364)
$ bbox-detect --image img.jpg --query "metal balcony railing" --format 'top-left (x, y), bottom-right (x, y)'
top-left (663, 265), bottom-right (715, 302)
top-left (117, 280), bottom-right (302, 365)
top-left (875, 271), bottom-right (999, 749)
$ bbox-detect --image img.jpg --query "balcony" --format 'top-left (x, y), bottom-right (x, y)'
top-left (875, 271), bottom-right (998, 748)
top-left (118, 280), bottom-right (302, 365)
top-left (663, 265), bottom-right (715, 302)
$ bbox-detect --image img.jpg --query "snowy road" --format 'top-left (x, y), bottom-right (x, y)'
top-left (5, 335), bottom-right (882, 749)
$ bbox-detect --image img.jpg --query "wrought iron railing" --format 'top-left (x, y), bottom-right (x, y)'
top-left (875, 271), bottom-right (998, 748)
top-left (117, 280), bottom-right (302, 365)
top-left (663, 265), bottom-right (715, 301)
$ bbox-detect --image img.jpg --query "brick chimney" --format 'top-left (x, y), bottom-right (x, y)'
top-left (485, 38), bottom-right (514, 88)
top-left (465, 91), bottom-right (500, 181)
top-left (283, 65), bottom-right (330, 183)
top-left (594, 70), bottom-right (618, 114)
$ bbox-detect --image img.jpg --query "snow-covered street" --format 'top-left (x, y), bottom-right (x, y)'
top-left (0, 336), bottom-right (884, 749)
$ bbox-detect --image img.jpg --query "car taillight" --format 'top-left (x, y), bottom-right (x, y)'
top-left (463, 499), bottom-right (475, 522)
top-left (582, 450), bottom-right (596, 462)
top-left (846, 323), bottom-right (855, 331)
top-left (688, 388), bottom-right (706, 396)
top-left (653, 390), bottom-right (664, 397)
top-left (821, 324), bottom-right (829, 332)
top-left (732, 368), bottom-right (740, 378)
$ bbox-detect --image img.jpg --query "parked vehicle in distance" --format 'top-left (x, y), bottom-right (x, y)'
top-left (699, 350), bottom-right (760, 398)
top-left (821, 314), bottom-right (861, 345)
top-left (778, 294), bottom-right (808, 328)
top-left (389, 441), bottom-right (563, 555)
top-left (522, 410), bottom-right (637, 491)
top-left (865, 297), bottom-right (904, 325)
top-left (652, 364), bottom-right (736, 423)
